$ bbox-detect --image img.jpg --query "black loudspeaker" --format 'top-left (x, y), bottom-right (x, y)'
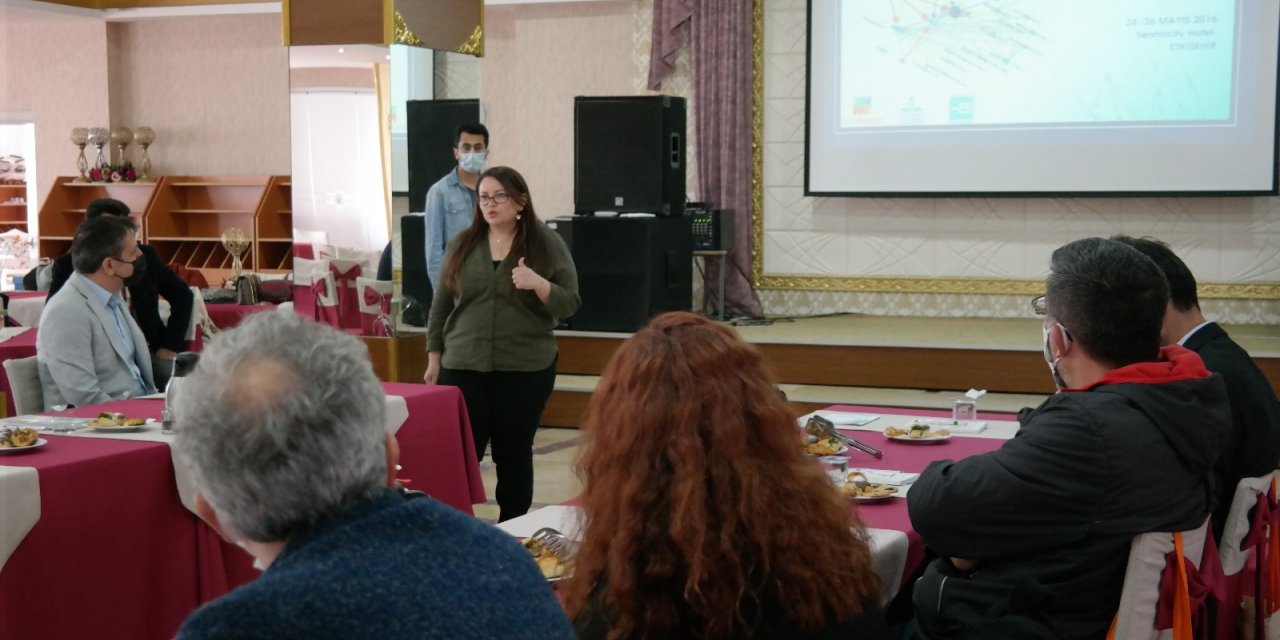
top-left (563, 216), bottom-right (692, 332)
top-left (407, 99), bottom-right (481, 212)
top-left (574, 96), bottom-right (686, 216)
top-left (399, 215), bottom-right (431, 326)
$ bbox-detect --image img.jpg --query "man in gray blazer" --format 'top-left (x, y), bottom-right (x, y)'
top-left (38, 216), bottom-right (155, 409)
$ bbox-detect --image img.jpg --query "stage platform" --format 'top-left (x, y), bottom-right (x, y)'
top-left (543, 314), bottom-right (1280, 428)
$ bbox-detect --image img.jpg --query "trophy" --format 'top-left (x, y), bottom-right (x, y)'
top-left (110, 127), bottom-right (132, 167)
top-left (221, 227), bottom-right (250, 280)
top-left (133, 127), bottom-right (156, 183)
top-left (87, 127), bottom-right (110, 169)
top-left (70, 128), bottom-right (89, 183)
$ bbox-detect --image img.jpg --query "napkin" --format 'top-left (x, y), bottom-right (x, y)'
top-left (849, 468), bottom-right (919, 486)
top-left (494, 505), bottom-right (583, 540)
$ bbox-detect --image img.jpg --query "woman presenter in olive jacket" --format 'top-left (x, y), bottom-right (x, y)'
top-left (425, 166), bottom-right (580, 521)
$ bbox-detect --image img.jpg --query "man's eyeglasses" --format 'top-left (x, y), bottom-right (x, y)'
top-left (478, 193), bottom-right (509, 205)
top-left (1031, 295), bottom-right (1047, 316)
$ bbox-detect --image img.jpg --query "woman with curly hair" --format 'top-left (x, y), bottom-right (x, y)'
top-left (562, 312), bottom-right (888, 639)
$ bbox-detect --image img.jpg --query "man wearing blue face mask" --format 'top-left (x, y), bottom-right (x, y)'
top-left (903, 238), bottom-right (1230, 640)
top-left (423, 123), bottom-right (489, 289)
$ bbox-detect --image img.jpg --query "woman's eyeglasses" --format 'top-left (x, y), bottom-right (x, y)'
top-left (478, 193), bottom-right (509, 205)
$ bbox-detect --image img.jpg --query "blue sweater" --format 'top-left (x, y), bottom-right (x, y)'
top-left (177, 489), bottom-right (574, 639)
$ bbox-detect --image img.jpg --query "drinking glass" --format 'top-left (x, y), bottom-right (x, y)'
top-left (952, 398), bottom-right (977, 424)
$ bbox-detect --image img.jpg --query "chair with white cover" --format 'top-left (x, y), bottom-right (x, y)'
top-left (291, 256), bottom-right (329, 321)
top-left (1217, 474), bottom-right (1280, 640)
top-left (326, 258), bottom-right (363, 330)
top-left (3, 355), bottom-right (43, 416)
top-left (312, 270), bottom-right (341, 329)
top-left (1109, 517), bottom-right (1211, 640)
top-left (356, 276), bottom-right (393, 336)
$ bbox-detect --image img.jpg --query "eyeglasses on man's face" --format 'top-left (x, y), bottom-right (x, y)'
top-left (477, 192), bottom-right (509, 205)
top-left (1031, 295), bottom-right (1047, 316)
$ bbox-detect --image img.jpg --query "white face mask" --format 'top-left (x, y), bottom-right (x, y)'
top-left (459, 151), bottom-right (486, 174)
top-left (234, 538), bottom-right (269, 572)
top-left (1042, 322), bottom-right (1070, 389)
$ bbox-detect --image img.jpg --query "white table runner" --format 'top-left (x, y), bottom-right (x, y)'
top-left (497, 505), bottom-right (909, 608)
top-left (46, 395), bottom-right (411, 515)
top-left (0, 326), bottom-right (31, 344)
top-left (7, 297), bottom-right (44, 329)
top-left (799, 410), bottom-right (1022, 440)
top-left (0, 465), bottom-right (39, 571)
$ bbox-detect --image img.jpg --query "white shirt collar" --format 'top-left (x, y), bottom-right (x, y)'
top-left (1177, 321), bottom-right (1213, 346)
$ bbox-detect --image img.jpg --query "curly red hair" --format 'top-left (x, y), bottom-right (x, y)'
top-left (562, 312), bottom-right (881, 638)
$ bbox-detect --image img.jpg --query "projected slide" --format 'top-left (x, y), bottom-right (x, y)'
top-left (838, 0), bottom-right (1238, 130)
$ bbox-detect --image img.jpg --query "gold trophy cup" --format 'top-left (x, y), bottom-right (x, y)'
top-left (221, 227), bottom-right (250, 280)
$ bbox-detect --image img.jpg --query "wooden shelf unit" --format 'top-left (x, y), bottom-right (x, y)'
top-left (0, 183), bottom-right (30, 233)
top-left (254, 176), bottom-right (292, 273)
top-left (39, 176), bottom-right (293, 281)
top-left (36, 178), bottom-right (158, 258)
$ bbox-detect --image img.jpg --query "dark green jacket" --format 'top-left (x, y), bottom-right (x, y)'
top-left (427, 223), bottom-right (579, 372)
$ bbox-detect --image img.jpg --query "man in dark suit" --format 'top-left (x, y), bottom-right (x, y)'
top-left (49, 198), bottom-right (193, 390)
top-left (1114, 235), bottom-right (1280, 536)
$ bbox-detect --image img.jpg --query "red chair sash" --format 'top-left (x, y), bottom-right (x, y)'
top-left (310, 278), bottom-right (329, 300)
top-left (329, 263), bottom-right (362, 329)
top-left (362, 285), bottom-right (391, 314)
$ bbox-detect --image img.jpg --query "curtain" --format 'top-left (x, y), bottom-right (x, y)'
top-left (650, 0), bottom-right (760, 317)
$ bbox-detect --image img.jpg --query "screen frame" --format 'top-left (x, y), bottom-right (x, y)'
top-left (803, 1), bottom-right (1280, 198)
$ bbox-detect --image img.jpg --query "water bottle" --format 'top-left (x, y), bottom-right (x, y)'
top-left (162, 352), bottom-right (201, 434)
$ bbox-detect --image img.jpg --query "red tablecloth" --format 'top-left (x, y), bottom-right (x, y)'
top-left (0, 382), bottom-right (484, 640)
top-left (7, 290), bottom-right (45, 300)
top-left (0, 436), bottom-right (214, 640)
top-left (0, 328), bottom-right (37, 417)
top-left (204, 302), bottom-right (276, 330)
top-left (826, 405), bottom-right (1011, 586)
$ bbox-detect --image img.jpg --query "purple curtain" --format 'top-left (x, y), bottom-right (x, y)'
top-left (650, 0), bottom-right (761, 317)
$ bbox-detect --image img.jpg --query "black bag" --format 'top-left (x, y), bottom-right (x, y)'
top-left (235, 274), bottom-right (262, 305)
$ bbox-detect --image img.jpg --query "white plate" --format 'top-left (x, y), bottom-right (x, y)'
top-left (886, 433), bottom-right (953, 444)
top-left (851, 492), bottom-right (898, 503)
top-left (86, 419), bottom-right (154, 433)
top-left (838, 483), bottom-right (899, 502)
top-left (0, 438), bottom-right (47, 453)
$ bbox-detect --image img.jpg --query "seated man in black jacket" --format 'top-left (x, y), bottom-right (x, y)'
top-left (48, 198), bottom-right (193, 390)
top-left (905, 238), bottom-right (1230, 640)
top-left (1113, 235), bottom-right (1280, 538)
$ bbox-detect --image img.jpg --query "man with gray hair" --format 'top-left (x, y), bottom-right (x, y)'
top-left (174, 311), bottom-right (573, 639)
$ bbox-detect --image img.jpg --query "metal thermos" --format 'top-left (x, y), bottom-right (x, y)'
top-left (162, 352), bottom-right (201, 433)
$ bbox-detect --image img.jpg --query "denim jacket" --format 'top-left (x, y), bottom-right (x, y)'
top-left (423, 168), bottom-right (476, 288)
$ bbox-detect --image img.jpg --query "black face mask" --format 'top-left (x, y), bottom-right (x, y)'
top-left (116, 254), bottom-right (147, 288)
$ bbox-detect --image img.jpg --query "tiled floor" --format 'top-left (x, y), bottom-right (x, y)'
top-left (473, 427), bottom-right (582, 524)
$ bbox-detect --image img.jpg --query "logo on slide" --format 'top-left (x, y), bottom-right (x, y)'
top-left (852, 96), bottom-right (873, 116)
top-left (949, 95), bottom-right (975, 123)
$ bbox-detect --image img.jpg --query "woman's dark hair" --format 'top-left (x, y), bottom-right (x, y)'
top-left (441, 166), bottom-right (547, 295)
top-left (1046, 237), bottom-right (1169, 368)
